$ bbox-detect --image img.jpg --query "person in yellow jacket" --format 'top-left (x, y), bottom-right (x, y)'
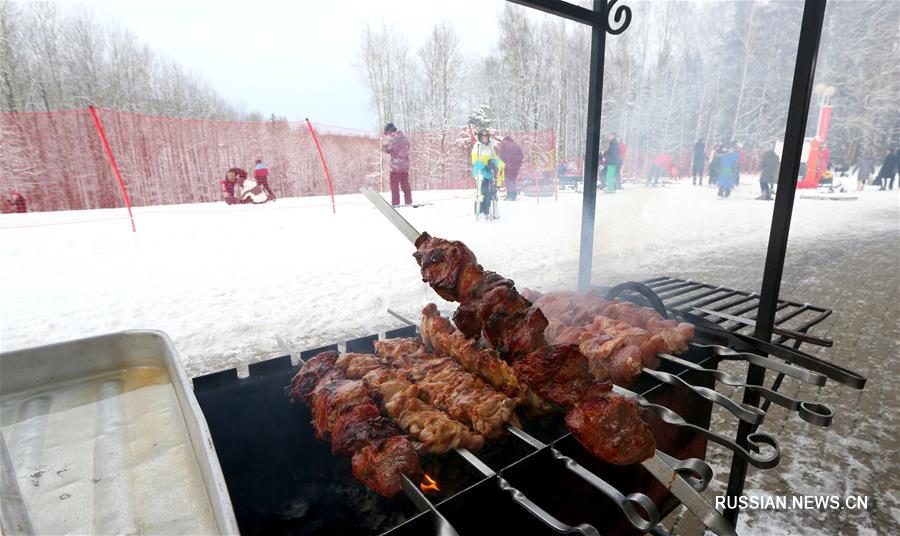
top-left (471, 129), bottom-right (504, 219)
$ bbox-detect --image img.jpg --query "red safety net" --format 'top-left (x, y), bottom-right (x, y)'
top-left (0, 108), bottom-right (556, 212)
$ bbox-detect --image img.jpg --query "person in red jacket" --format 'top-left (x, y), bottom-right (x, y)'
top-left (497, 136), bottom-right (524, 200)
top-left (254, 159), bottom-right (276, 200)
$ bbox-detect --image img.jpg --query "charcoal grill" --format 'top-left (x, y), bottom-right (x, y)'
top-left (193, 322), bottom-right (718, 536)
top-left (191, 275), bottom-right (861, 535)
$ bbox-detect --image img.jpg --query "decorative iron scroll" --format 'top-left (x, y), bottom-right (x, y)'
top-left (607, 0), bottom-right (632, 35)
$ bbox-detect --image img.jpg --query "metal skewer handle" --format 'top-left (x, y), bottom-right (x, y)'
top-left (657, 353), bottom-right (834, 427)
top-left (504, 425), bottom-right (661, 532)
top-left (690, 343), bottom-right (827, 386)
top-left (641, 368), bottom-right (766, 425)
top-left (455, 447), bottom-right (601, 536)
top-left (614, 386), bottom-right (781, 469)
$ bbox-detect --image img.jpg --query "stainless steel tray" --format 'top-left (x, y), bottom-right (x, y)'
top-left (0, 330), bottom-right (238, 535)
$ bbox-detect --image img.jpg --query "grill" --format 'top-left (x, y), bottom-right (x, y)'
top-left (191, 278), bottom-right (863, 536)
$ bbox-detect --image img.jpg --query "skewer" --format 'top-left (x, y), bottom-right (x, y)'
top-left (689, 342), bottom-right (828, 386)
top-left (401, 475), bottom-right (459, 536)
top-left (656, 353), bottom-right (833, 427)
top-left (639, 367), bottom-right (765, 424)
top-left (612, 385), bottom-right (780, 469)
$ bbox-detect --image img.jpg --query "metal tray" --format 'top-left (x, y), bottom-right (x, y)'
top-left (0, 330), bottom-right (238, 535)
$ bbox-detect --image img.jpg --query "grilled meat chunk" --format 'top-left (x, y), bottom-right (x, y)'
top-left (310, 378), bottom-right (372, 441)
top-left (413, 232), bottom-right (485, 302)
top-left (330, 403), bottom-right (399, 456)
top-left (363, 367), bottom-right (484, 453)
top-left (351, 436), bottom-right (423, 498)
top-left (578, 334), bottom-right (644, 387)
top-left (565, 393), bottom-right (656, 465)
top-left (422, 303), bottom-right (551, 414)
top-left (285, 350), bottom-right (340, 404)
top-left (512, 344), bottom-right (610, 407)
top-left (478, 286), bottom-right (548, 359)
top-left (377, 339), bottom-right (517, 438)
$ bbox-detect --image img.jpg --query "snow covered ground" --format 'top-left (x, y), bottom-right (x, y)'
top-left (1, 178), bottom-right (897, 377)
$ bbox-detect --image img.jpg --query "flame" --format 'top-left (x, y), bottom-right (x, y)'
top-left (419, 473), bottom-right (440, 493)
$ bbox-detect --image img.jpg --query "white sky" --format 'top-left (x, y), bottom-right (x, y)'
top-left (81, 0), bottom-right (510, 128)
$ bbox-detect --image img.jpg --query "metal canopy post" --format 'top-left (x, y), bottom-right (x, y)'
top-left (724, 0), bottom-right (828, 527)
top-left (577, 0), bottom-right (608, 291)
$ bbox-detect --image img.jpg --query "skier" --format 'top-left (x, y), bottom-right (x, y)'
top-left (471, 129), bottom-right (503, 219)
top-left (603, 132), bottom-right (621, 193)
top-left (757, 145), bottom-right (779, 200)
top-left (876, 148), bottom-right (897, 191)
top-left (692, 139), bottom-right (706, 186)
top-left (4, 192), bottom-right (27, 213)
top-left (254, 159), bottom-right (276, 201)
top-left (716, 143), bottom-right (740, 198)
top-left (382, 122), bottom-right (412, 206)
top-left (497, 136), bottom-right (524, 201)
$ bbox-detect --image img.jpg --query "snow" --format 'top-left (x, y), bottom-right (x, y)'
top-left (1, 180), bottom-right (897, 377)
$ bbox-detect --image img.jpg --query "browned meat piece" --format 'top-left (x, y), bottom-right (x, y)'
top-left (532, 291), bottom-right (695, 355)
top-left (335, 352), bottom-right (384, 379)
top-left (452, 299), bottom-right (483, 339)
top-left (362, 367), bottom-right (485, 453)
top-left (310, 378), bottom-right (372, 441)
top-left (512, 345), bottom-right (610, 406)
top-left (566, 393), bottom-right (656, 465)
top-left (423, 304), bottom-right (523, 399)
top-left (379, 343), bottom-right (517, 438)
top-left (374, 338), bottom-right (425, 360)
top-left (480, 287), bottom-right (548, 359)
top-left (351, 436), bottom-right (424, 498)
top-left (285, 350), bottom-right (340, 404)
top-left (413, 232), bottom-right (485, 302)
top-left (579, 333), bottom-right (644, 386)
top-left (330, 403), bottom-right (399, 456)
top-left (421, 303), bottom-right (552, 414)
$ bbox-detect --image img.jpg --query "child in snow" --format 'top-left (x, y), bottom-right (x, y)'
top-left (254, 159), bottom-right (276, 200)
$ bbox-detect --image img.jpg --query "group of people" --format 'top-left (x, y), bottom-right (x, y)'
top-left (857, 148), bottom-right (900, 191)
top-left (380, 122), bottom-right (525, 219)
top-left (222, 159), bottom-right (276, 204)
top-left (1, 192), bottom-right (27, 213)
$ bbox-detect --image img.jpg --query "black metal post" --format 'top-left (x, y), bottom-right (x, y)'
top-left (724, 0), bottom-right (828, 526)
top-left (577, 0), bottom-right (608, 291)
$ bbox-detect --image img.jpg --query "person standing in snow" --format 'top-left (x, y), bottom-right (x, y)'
top-left (692, 139), bottom-right (706, 186)
top-left (254, 159), bottom-right (276, 200)
top-left (716, 143), bottom-right (740, 198)
top-left (876, 148), bottom-right (897, 191)
top-left (382, 122), bottom-right (412, 206)
top-left (708, 143), bottom-right (723, 186)
top-left (471, 129), bottom-right (503, 218)
top-left (497, 136), bottom-right (524, 201)
top-left (603, 132), bottom-right (621, 193)
top-left (757, 145), bottom-right (779, 200)
top-left (855, 154), bottom-right (874, 191)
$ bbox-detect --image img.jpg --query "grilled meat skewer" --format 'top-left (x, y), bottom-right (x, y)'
top-left (420, 305), bottom-right (656, 466)
top-left (285, 351), bottom-right (422, 497)
top-left (374, 338), bottom-right (517, 439)
top-left (335, 353), bottom-right (485, 453)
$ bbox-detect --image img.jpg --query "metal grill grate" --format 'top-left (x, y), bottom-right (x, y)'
top-left (638, 276), bottom-right (832, 346)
